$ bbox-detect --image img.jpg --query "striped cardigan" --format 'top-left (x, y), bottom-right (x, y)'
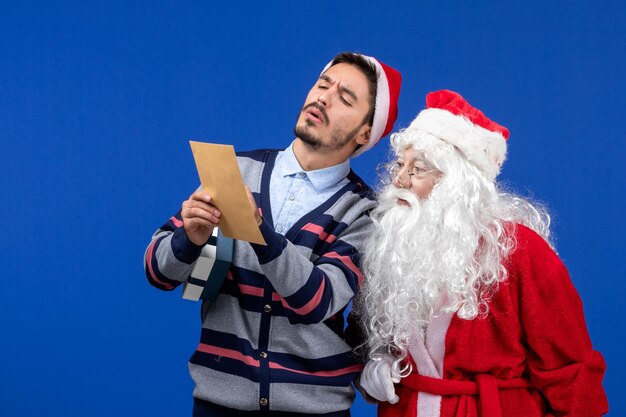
top-left (144, 149), bottom-right (377, 414)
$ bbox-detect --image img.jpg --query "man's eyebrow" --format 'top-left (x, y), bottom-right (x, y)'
top-left (318, 75), bottom-right (358, 101)
top-left (339, 85), bottom-right (358, 101)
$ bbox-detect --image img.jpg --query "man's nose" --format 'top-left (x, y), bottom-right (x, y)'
top-left (317, 84), bottom-right (338, 106)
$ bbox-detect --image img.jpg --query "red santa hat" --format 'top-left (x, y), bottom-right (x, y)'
top-left (322, 54), bottom-right (402, 157)
top-left (409, 90), bottom-right (509, 180)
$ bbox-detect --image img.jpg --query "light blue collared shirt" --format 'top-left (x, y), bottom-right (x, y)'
top-left (269, 141), bottom-right (350, 235)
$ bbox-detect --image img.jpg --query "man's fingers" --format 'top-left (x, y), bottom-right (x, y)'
top-left (182, 199), bottom-right (221, 223)
top-left (185, 216), bottom-right (219, 229)
top-left (190, 190), bottom-right (213, 204)
top-left (183, 199), bottom-right (221, 216)
top-left (183, 206), bottom-right (220, 224)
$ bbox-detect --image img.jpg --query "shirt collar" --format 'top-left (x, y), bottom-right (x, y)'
top-left (276, 141), bottom-right (351, 191)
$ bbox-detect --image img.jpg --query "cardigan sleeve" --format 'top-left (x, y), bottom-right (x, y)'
top-left (144, 209), bottom-right (205, 291)
top-left (250, 209), bottom-right (373, 324)
top-left (511, 225), bottom-right (608, 417)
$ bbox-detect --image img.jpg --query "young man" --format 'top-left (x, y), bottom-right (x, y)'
top-left (144, 52), bottom-right (401, 416)
top-left (356, 90), bottom-right (608, 416)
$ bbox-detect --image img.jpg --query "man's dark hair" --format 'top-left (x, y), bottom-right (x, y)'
top-left (329, 52), bottom-right (377, 127)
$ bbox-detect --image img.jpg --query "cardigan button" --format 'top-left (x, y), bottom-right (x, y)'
top-left (260, 351), bottom-right (268, 359)
top-left (260, 398), bottom-right (268, 406)
top-left (263, 304), bottom-right (272, 313)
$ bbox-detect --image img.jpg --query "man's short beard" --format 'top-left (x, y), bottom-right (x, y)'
top-left (294, 124), bottom-right (324, 150)
top-left (294, 123), bottom-right (362, 152)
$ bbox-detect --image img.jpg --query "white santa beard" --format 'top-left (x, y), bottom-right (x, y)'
top-left (360, 182), bottom-right (481, 367)
top-left (358, 135), bottom-right (553, 375)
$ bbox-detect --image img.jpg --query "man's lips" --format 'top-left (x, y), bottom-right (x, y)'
top-left (303, 103), bottom-right (327, 125)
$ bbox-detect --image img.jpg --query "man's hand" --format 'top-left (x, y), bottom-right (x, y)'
top-left (181, 191), bottom-right (221, 245)
top-left (359, 357), bottom-right (401, 404)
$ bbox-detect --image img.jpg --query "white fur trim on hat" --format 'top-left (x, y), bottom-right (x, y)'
top-left (321, 53), bottom-right (401, 158)
top-left (352, 56), bottom-right (390, 157)
top-left (410, 108), bottom-right (507, 181)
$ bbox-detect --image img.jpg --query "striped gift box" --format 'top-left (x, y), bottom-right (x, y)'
top-left (182, 228), bottom-right (233, 302)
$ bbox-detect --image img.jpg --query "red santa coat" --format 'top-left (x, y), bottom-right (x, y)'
top-left (378, 224), bottom-right (608, 417)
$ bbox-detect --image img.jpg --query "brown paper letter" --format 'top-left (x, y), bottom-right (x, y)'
top-left (189, 141), bottom-right (266, 245)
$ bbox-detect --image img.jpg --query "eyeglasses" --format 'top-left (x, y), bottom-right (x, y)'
top-left (387, 161), bottom-right (440, 185)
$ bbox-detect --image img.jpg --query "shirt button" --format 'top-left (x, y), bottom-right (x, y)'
top-left (260, 398), bottom-right (268, 406)
top-left (276, 225), bottom-right (284, 233)
top-left (288, 194), bottom-right (295, 201)
top-left (260, 351), bottom-right (268, 359)
top-left (263, 304), bottom-right (272, 313)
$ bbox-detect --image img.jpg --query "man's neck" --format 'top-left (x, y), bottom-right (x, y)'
top-left (292, 138), bottom-right (352, 171)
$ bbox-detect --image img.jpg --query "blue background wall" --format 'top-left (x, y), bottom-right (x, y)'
top-left (1, 1), bottom-right (624, 415)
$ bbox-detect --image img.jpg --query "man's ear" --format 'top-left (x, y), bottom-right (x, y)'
top-left (355, 125), bottom-right (371, 146)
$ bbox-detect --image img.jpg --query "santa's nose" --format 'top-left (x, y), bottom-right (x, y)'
top-left (392, 173), bottom-right (407, 189)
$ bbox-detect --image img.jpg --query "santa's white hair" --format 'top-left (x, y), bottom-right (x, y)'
top-left (356, 128), bottom-right (552, 376)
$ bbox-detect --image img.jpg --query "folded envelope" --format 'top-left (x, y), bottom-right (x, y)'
top-left (189, 141), bottom-right (266, 245)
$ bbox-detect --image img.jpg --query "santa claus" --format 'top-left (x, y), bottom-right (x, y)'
top-left (355, 90), bottom-right (608, 417)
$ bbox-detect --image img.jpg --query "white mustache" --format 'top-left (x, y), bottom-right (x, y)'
top-left (379, 186), bottom-right (421, 207)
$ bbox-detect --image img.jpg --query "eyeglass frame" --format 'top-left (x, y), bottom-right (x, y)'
top-left (385, 160), bottom-right (442, 186)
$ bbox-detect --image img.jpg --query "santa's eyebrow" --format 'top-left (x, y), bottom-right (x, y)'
top-left (408, 156), bottom-right (438, 171)
top-left (410, 152), bottom-right (432, 164)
